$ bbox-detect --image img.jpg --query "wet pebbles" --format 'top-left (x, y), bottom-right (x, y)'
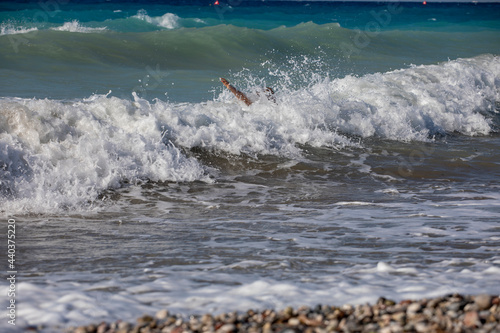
top-left (68, 294), bottom-right (500, 333)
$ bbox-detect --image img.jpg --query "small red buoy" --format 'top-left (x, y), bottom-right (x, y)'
top-left (214, 0), bottom-right (220, 5)
top-left (423, 1), bottom-right (427, 4)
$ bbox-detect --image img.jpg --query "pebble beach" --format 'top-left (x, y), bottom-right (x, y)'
top-left (66, 294), bottom-right (500, 333)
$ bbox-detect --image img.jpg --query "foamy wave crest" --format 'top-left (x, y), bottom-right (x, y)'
top-left (152, 94), bottom-right (354, 158)
top-left (334, 55), bottom-right (500, 139)
top-left (133, 9), bottom-right (180, 29)
top-left (0, 23), bottom-right (37, 35)
top-left (156, 55), bottom-right (499, 160)
top-left (267, 54), bottom-right (500, 142)
top-left (51, 20), bottom-right (107, 33)
top-left (0, 93), bottom-right (209, 214)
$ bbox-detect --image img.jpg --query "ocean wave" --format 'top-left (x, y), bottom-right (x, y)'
top-left (2, 22), bottom-right (498, 73)
top-left (0, 93), bottom-right (210, 215)
top-left (50, 20), bottom-right (107, 33)
top-left (0, 23), bottom-right (38, 36)
top-left (183, 54), bottom-right (499, 151)
top-left (132, 9), bottom-right (181, 30)
top-left (154, 54), bottom-right (499, 154)
top-left (0, 23), bottom-right (347, 70)
top-left (297, 54), bottom-right (500, 140)
top-left (1, 55), bottom-right (499, 214)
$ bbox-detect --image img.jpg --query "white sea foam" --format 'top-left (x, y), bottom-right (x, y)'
top-left (168, 54), bottom-right (498, 157)
top-left (7, 258), bottom-right (499, 331)
top-left (133, 9), bottom-right (180, 29)
top-left (50, 20), bottom-right (107, 33)
top-left (281, 54), bottom-right (499, 141)
top-left (0, 94), bottom-right (209, 214)
top-left (0, 23), bottom-right (37, 35)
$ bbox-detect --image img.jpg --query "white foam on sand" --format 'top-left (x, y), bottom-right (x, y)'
top-left (5, 258), bottom-right (499, 331)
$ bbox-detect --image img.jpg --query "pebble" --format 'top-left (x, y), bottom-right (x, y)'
top-left (464, 310), bottom-right (480, 328)
top-left (406, 302), bottom-right (422, 316)
top-left (216, 323), bottom-right (235, 333)
top-left (64, 294), bottom-right (500, 333)
top-left (155, 310), bottom-right (169, 320)
top-left (283, 306), bottom-right (294, 318)
top-left (475, 294), bottom-right (492, 311)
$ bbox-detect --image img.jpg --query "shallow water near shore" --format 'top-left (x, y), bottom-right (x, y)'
top-left (6, 134), bottom-right (500, 330)
top-left (1, 1), bottom-right (500, 331)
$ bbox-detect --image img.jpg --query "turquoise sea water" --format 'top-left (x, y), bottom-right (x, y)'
top-left (1, 1), bottom-right (500, 331)
top-left (2, 1), bottom-right (500, 101)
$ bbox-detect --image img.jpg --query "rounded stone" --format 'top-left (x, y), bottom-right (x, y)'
top-left (201, 314), bottom-right (214, 324)
top-left (118, 321), bottom-right (131, 330)
top-left (137, 315), bottom-right (154, 324)
top-left (216, 323), bottom-right (236, 333)
top-left (155, 309), bottom-right (169, 320)
top-left (475, 294), bottom-right (492, 311)
top-left (283, 306), bottom-right (294, 317)
top-left (406, 303), bottom-right (422, 315)
top-left (463, 311), bottom-right (480, 328)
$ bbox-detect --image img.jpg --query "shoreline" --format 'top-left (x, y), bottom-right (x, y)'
top-left (64, 293), bottom-right (499, 333)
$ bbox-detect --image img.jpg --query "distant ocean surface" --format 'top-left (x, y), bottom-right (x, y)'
top-left (1, 0), bottom-right (499, 331)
